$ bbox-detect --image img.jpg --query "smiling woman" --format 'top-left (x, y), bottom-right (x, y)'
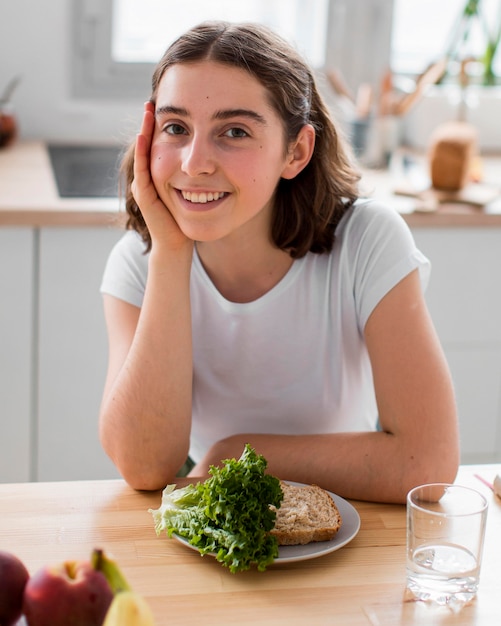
top-left (97, 20), bottom-right (459, 503)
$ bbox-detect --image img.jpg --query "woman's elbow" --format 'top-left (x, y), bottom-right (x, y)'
top-left (121, 468), bottom-right (174, 492)
top-left (410, 436), bottom-right (460, 497)
top-left (99, 422), bottom-right (184, 491)
top-left (431, 439), bottom-right (460, 485)
top-left (113, 456), bottom-right (181, 492)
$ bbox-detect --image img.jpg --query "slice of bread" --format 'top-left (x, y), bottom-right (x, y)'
top-left (270, 482), bottom-right (342, 546)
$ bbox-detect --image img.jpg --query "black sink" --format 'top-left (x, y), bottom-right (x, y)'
top-left (48, 144), bottom-right (123, 198)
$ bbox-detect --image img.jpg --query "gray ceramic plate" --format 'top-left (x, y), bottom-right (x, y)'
top-left (173, 481), bottom-right (361, 564)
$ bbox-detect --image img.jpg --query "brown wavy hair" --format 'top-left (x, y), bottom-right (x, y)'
top-left (122, 21), bottom-right (360, 258)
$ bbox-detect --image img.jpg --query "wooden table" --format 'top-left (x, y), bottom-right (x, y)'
top-left (1, 465), bottom-right (500, 625)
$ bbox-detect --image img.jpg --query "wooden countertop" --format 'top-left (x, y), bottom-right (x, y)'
top-left (1, 464), bottom-right (500, 625)
top-left (1, 141), bottom-right (500, 228)
top-left (0, 141), bottom-right (123, 227)
top-left (361, 152), bottom-right (501, 228)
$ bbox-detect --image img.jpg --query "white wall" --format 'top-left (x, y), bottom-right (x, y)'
top-left (0, 0), bottom-right (142, 144)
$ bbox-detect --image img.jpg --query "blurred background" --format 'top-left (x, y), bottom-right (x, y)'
top-left (1, 0), bottom-right (500, 151)
top-left (1, 0), bottom-right (501, 484)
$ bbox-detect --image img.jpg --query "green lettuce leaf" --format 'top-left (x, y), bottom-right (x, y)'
top-left (149, 444), bottom-right (283, 573)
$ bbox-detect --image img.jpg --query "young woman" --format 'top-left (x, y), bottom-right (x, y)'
top-left (99, 21), bottom-right (459, 502)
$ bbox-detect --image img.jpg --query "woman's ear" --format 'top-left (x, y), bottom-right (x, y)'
top-left (281, 123), bottom-right (316, 180)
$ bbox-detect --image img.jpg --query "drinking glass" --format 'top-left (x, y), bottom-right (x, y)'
top-left (406, 483), bottom-right (488, 607)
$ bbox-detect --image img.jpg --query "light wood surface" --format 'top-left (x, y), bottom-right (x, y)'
top-left (360, 154), bottom-right (501, 228)
top-left (0, 141), bottom-right (123, 227)
top-left (0, 465), bottom-right (499, 625)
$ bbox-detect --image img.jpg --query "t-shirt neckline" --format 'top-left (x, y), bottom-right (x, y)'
top-left (192, 246), bottom-right (306, 311)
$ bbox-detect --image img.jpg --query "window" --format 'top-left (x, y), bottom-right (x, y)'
top-left (72, 0), bottom-right (500, 101)
top-left (391, 0), bottom-right (501, 83)
top-left (72, 0), bottom-right (329, 99)
top-left (112, 0), bottom-right (328, 66)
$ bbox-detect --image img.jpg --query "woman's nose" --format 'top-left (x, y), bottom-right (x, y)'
top-left (181, 135), bottom-right (216, 177)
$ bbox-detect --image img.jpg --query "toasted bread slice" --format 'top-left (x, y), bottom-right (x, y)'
top-left (270, 482), bottom-right (342, 546)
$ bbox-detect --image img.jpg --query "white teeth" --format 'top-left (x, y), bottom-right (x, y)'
top-left (182, 190), bottom-right (225, 203)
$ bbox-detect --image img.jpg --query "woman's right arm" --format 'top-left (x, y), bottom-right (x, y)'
top-left (99, 103), bottom-right (194, 490)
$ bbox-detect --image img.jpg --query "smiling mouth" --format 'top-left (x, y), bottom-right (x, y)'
top-left (181, 190), bottom-right (227, 204)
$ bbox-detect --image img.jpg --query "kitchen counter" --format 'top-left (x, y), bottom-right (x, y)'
top-left (361, 151), bottom-right (501, 227)
top-left (0, 141), bottom-right (123, 227)
top-left (1, 141), bottom-right (501, 227)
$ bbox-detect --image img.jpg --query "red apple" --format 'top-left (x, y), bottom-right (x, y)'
top-left (23, 560), bottom-right (114, 626)
top-left (0, 550), bottom-right (30, 626)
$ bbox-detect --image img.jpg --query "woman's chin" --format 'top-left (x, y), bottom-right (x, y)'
top-left (179, 224), bottom-right (227, 244)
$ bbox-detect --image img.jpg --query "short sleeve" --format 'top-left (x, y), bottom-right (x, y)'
top-left (100, 230), bottom-right (149, 308)
top-left (338, 200), bottom-right (431, 331)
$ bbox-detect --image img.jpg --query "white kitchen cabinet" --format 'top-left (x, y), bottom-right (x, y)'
top-left (37, 226), bottom-right (122, 481)
top-left (412, 228), bottom-right (501, 463)
top-left (0, 228), bottom-right (33, 482)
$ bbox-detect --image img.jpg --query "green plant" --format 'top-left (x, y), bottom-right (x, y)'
top-left (482, 13), bottom-right (501, 84)
top-left (445, 0), bottom-right (501, 85)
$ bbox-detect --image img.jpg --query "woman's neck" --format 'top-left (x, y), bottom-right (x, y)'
top-left (195, 239), bottom-right (293, 303)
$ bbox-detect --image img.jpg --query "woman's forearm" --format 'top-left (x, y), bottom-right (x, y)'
top-left (100, 246), bottom-right (193, 490)
top-left (189, 427), bottom-right (459, 504)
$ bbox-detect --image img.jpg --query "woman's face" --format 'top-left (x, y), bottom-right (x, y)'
top-left (150, 60), bottom-right (299, 244)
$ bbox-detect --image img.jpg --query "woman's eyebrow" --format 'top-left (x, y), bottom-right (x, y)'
top-left (154, 105), bottom-right (267, 126)
top-left (155, 105), bottom-right (187, 118)
top-left (213, 109), bottom-right (267, 125)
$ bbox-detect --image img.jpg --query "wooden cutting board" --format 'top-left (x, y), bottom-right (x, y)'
top-left (394, 181), bottom-right (500, 212)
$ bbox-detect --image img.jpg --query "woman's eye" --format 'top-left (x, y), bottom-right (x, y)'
top-left (224, 127), bottom-right (248, 139)
top-left (164, 123), bottom-right (187, 135)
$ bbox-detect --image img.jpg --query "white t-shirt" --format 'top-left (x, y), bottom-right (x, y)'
top-left (100, 200), bottom-right (430, 462)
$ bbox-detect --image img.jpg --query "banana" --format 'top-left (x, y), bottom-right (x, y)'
top-left (103, 590), bottom-right (156, 626)
top-left (91, 548), bottom-right (131, 594)
top-left (89, 549), bottom-right (156, 625)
